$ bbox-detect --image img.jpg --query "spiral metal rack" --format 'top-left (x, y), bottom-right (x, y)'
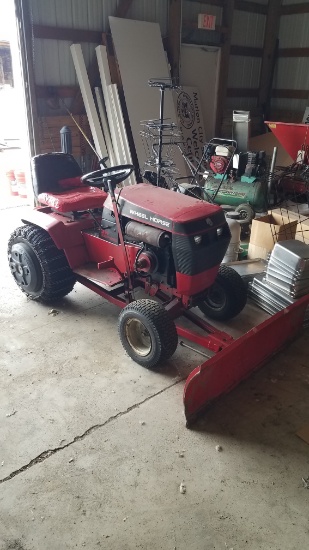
top-left (141, 78), bottom-right (183, 188)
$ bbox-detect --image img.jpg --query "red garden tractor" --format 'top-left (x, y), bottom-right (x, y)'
top-left (8, 153), bottom-right (309, 425)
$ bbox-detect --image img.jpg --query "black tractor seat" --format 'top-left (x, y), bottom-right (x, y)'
top-left (32, 153), bottom-right (107, 212)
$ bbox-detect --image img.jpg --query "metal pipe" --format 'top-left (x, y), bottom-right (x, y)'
top-left (268, 146), bottom-right (278, 195)
top-left (157, 85), bottom-right (165, 185)
top-left (60, 126), bottom-right (72, 154)
top-left (125, 221), bottom-right (170, 248)
top-left (179, 340), bottom-right (211, 359)
top-left (108, 181), bottom-right (133, 300)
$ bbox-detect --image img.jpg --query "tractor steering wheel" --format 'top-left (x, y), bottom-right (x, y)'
top-left (81, 165), bottom-right (134, 188)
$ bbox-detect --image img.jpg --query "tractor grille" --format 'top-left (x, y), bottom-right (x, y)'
top-left (172, 224), bottom-right (230, 276)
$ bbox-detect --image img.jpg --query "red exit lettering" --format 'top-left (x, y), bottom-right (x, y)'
top-left (198, 13), bottom-right (216, 30)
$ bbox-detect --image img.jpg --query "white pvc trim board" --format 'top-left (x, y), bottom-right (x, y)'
top-left (70, 44), bottom-right (107, 159)
top-left (96, 45), bottom-right (123, 167)
top-left (108, 84), bottom-right (136, 185)
top-left (94, 87), bottom-right (115, 166)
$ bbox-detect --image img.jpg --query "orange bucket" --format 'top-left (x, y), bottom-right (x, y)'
top-left (15, 171), bottom-right (27, 198)
top-left (6, 169), bottom-right (18, 196)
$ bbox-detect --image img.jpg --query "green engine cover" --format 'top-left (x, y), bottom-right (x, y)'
top-left (204, 176), bottom-right (267, 212)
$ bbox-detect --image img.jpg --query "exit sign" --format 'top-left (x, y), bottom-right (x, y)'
top-left (198, 13), bottom-right (216, 30)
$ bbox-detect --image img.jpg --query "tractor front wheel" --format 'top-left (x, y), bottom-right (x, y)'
top-left (118, 299), bottom-right (178, 369)
top-left (8, 224), bottom-right (76, 302)
top-left (198, 265), bottom-right (247, 321)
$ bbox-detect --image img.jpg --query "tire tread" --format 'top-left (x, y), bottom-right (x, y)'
top-left (198, 264), bottom-right (247, 321)
top-left (118, 299), bottom-right (178, 368)
top-left (8, 224), bottom-right (76, 302)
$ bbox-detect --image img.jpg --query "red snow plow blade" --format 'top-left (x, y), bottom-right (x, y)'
top-left (184, 295), bottom-right (309, 426)
top-left (265, 121), bottom-right (309, 162)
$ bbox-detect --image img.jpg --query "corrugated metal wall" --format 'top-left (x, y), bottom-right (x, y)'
top-left (29, 0), bottom-right (168, 90)
top-left (28, 0), bottom-right (309, 125)
top-left (30, 0), bottom-right (115, 88)
top-left (273, 8), bottom-right (309, 115)
top-left (282, 0), bottom-right (308, 4)
top-left (182, 0), bottom-right (222, 20)
top-left (127, 0), bottom-right (168, 33)
top-left (182, 0), bottom-right (222, 45)
top-left (231, 11), bottom-right (265, 49)
top-left (227, 8), bottom-right (265, 111)
top-left (29, 0), bottom-right (265, 97)
top-left (182, 2), bottom-right (266, 112)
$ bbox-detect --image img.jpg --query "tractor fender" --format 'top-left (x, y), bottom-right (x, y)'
top-left (21, 209), bottom-right (86, 249)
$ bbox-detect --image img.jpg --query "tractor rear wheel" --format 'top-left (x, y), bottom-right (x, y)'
top-left (118, 299), bottom-right (178, 369)
top-left (198, 265), bottom-right (247, 321)
top-left (8, 224), bottom-right (76, 302)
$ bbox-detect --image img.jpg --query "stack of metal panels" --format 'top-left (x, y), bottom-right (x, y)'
top-left (266, 241), bottom-right (309, 298)
top-left (248, 240), bottom-right (309, 325)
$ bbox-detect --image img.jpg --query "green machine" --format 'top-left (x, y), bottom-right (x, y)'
top-left (200, 139), bottom-right (268, 222)
top-left (204, 173), bottom-right (267, 222)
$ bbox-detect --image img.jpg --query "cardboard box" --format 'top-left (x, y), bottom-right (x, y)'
top-left (248, 211), bottom-right (298, 259)
top-left (271, 208), bottom-right (309, 245)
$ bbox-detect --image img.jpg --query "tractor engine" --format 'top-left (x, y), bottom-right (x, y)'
top-left (101, 184), bottom-right (231, 297)
top-left (207, 142), bottom-right (266, 179)
top-left (124, 219), bottom-right (173, 286)
top-left (204, 142), bottom-right (267, 214)
top-left (209, 144), bottom-right (234, 175)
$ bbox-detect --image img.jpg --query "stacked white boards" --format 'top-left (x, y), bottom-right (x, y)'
top-left (71, 19), bottom-right (208, 184)
top-left (71, 43), bottom-right (136, 185)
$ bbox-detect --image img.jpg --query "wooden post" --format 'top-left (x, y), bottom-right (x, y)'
top-left (215, 0), bottom-right (235, 136)
top-left (167, 0), bottom-right (182, 81)
top-left (258, 0), bottom-right (282, 114)
top-left (115, 0), bottom-right (134, 18)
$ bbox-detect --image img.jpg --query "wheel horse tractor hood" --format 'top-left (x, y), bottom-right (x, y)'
top-left (105, 183), bottom-right (227, 233)
top-left (103, 184), bottom-right (231, 295)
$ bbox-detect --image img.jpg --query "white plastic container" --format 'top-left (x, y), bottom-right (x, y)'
top-left (222, 217), bottom-right (241, 263)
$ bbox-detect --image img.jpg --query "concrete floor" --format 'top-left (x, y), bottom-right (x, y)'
top-left (0, 206), bottom-right (309, 550)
